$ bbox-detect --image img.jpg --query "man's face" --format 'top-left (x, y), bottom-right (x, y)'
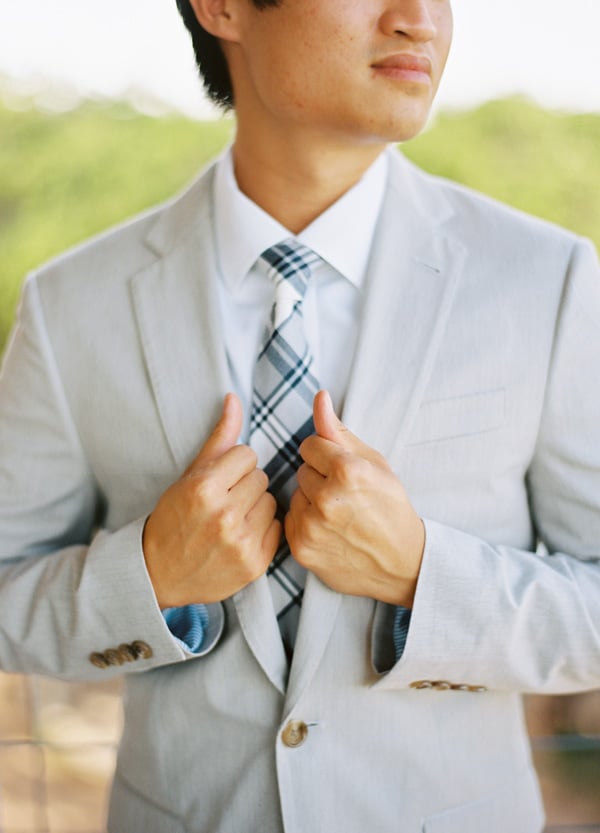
top-left (228, 0), bottom-right (453, 145)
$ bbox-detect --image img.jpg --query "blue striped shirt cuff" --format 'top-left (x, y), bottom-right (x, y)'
top-left (163, 603), bottom-right (410, 660)
top-left (163, 604), bottom-right (209, 653)
top-left (393, 605), bottom-right (412, 661)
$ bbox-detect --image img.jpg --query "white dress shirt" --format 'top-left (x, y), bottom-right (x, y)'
top-left (212, 147), bottom-right (388, 437)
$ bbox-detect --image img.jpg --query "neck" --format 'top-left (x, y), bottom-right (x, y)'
top-left (232, 124), bottom-right (387, 234)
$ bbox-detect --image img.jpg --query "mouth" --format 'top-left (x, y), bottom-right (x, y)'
top-left (371, 53), bottom-right (432, 84)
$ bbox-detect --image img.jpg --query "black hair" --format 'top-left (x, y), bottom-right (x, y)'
top-left (175, 0), bottom-right (281, 110)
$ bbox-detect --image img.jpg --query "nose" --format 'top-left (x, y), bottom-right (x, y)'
top-left (379, 0), bottom-right (437, 42)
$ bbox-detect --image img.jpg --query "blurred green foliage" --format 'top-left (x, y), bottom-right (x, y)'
top-left (0, 102), bottom-right (234, 349)
top-left (403, 97), bottom-right (600, 247)
top-left (1, 96), bottom-right (599, 350)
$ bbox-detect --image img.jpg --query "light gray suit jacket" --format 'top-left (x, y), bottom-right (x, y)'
top-left (1, 149), bottom-right (600, 833)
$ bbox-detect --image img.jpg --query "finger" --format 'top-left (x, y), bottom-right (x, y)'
top-left (296, 462), bottom-right (326, 502)
top-left (285, 489), bottom-right (310, 547)
top-left (289, 486), bottom-right (311, 514)
top-left (262, 518), bottom-right (283, 562)
top-left (246, 489), bottom-right (278, 531)
top-left (300, 434), bottom-right (348, 477)
top-left (312, 389), bottom-right (388, 467)
top-left (284, 492), bottom-right (309, 552)
top-left (186, 393), bottom-right (243, 472)
top-left (312, 389), bottom-right (340, 442)
top-left (187, 443), bottom-right (258, 494)
top-left (236, 470), bottom-right (274, 519)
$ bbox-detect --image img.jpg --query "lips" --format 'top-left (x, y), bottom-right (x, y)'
top-left (371, 53), bottom-right (432, 80)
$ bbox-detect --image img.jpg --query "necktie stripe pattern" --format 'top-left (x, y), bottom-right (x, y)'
top-left (249, 239), bottom-right (321, 653)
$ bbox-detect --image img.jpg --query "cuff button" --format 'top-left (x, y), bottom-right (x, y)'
top-left (104, 648), bottom-right (123, 666)
top-left (89, 652), bottom-right (109, 669)
top-left (131, 640), bottom-right (153, 660)
top-left (117, 644), bottom-right (138, 663)
top-left (410, 680), bottom-right (433, 690)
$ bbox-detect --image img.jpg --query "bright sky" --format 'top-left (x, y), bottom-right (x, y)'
top-left (0, 0), bottom-right (598, 117)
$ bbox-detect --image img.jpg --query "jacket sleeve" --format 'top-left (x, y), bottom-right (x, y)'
top-left (374, 238), bottom-right (600, 694)
top-left (0, 275), bottom-right (222, 681)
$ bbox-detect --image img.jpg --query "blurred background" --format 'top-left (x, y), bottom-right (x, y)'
top-left (0, 0), bottom-right (599, 830)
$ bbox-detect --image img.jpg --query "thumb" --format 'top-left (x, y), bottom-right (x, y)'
top-left (188, 393), bottom-right (243, 470)
top-left (313, 390), bottom-right (387, 466)
top-left (312, 390), bottom-right (348, 444)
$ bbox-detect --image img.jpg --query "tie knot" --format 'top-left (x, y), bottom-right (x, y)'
top-left (259, 239), bottom-right (321, 302)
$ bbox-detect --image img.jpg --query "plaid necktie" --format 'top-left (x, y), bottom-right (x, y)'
top-left (249, 239), bottom-right (321, 653)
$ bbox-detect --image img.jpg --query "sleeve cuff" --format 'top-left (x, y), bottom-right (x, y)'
top-left (393, 605), bottom-right (412, 660)
top-left (162, 602), bottom-right (226, 657)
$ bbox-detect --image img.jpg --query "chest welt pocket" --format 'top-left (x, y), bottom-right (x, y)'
top-left (405, 388), bottom-right (506, 447)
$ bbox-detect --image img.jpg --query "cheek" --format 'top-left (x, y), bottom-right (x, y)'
top-left (269, 53), bottom-right (345, 116)
top-left (436, 9), bottom-right (454, 63)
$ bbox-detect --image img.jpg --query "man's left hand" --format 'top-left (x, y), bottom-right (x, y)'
top-left (285, 390), bottom-right (425, 608)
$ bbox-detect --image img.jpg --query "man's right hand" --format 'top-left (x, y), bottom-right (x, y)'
top-left (142, 393), bottom-right (280, 609)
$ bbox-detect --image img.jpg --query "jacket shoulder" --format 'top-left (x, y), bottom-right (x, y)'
top-left (30, 162), bottom-right (216, 299)
top-left (389, 148), bottom-right (582, 258)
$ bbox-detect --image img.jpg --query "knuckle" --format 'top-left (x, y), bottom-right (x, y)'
top-left (370, 449), bottom-right (387, 469)
top-left (239, 547), bottom-right (265, 583)
top-left (289, 488), bottom-right (303, 512)
top-left (291, 536), bottom-right (312, 567)
top-left (213, 504), bottom-right (238, 536)
top-left (297, 512), bottom-right (318, 545)
top-left (298, 437), bottom-right (312, 458)
top-left (189, 471), bottom-right (215, 503)
top-left (261, 492), bottom-right (278, 518)
top-left (312, 488), bottom-right (334, 516)
top-left (255, 468), bottom-right (270, 491)
top-left (330, 454), bottom-right (357, 486)
top-left (239, 445), bottom-right (258, 469)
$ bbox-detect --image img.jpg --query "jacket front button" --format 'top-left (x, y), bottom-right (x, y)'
top-left (281, 720), bottom-right (308, 748)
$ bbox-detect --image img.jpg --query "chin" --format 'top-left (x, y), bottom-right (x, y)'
top-left (369, 119), bottom-right (429, 145)
top-left (361, 98), bottom-right (434, 145)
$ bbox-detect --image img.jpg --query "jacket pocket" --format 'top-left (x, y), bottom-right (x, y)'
top-left (406, 388), bottom-right (506, 447)
top-left (422, 765), bottom-right (545, 833)
top-left (107, 772), bottom-right (185, 833)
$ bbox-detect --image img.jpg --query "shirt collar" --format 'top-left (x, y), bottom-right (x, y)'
top-left (213, 146), bottom-right (388, 294)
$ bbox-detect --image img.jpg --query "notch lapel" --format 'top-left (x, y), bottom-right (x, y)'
top-left (132, 170), bottom-right (232, 472)
top-left (233, 579), bottom-right (289, 694)
top-left (283, 571), bottom-right (343, 713)
top-left (342, 152), bottom-right (467, 457)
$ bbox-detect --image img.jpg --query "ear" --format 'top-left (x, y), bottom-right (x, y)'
top-left (187, 0), bottom-right (242, 42)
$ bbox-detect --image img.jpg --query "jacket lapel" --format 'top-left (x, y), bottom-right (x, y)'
top-left (342, 151), bottom-right (467, 457)
top-left (233, 579), bottom-right (289, 694)
top-left (132, 168), bottom-right (233, 472)
top-left (283, 571), bottom-right (343, 712)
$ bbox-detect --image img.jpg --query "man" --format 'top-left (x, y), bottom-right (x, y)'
top-left (0, 0), bottom-right (599, 830)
